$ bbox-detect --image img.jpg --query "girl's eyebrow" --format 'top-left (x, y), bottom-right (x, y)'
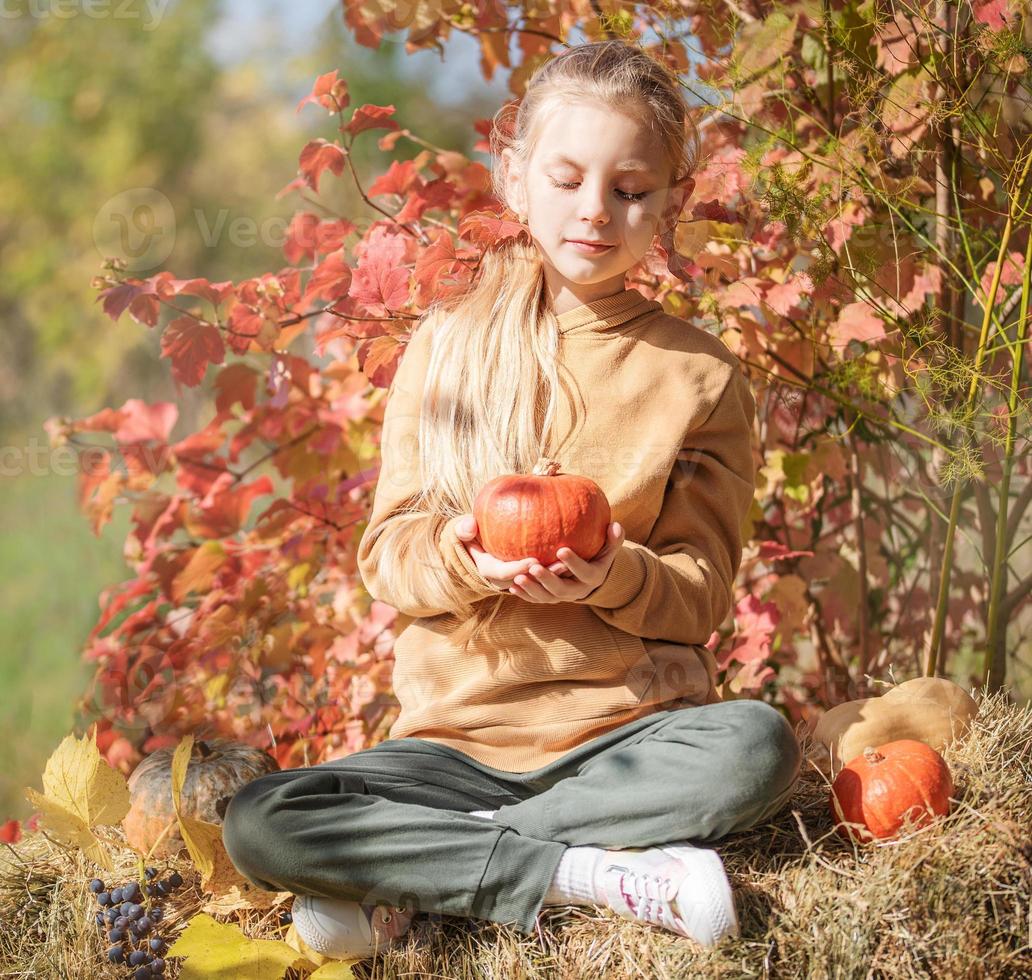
top-left (548, 153), bottom-right (655, 175)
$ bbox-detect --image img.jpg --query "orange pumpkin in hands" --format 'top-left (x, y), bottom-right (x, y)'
top-left (473, 458), bottom-right (611, 567)
top-left (830, 738), bottom-right (954, 843)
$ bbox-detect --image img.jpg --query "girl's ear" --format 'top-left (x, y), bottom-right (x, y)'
top-left (501, 147), bottom-right (527, 217)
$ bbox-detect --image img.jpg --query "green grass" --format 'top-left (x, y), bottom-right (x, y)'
top-left (0, 456), bottom-right (130, 823)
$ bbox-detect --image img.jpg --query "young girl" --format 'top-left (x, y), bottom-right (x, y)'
top-left (223, 39), bottom-right (801, 961)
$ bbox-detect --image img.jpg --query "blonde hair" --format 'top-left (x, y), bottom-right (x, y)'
top-left (377, 39), bottom-right (701, 651)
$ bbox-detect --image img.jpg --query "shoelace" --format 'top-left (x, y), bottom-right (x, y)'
top-left (608, 864), bottom-right (682, 930)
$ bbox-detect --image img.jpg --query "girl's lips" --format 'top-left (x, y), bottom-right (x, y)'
top-left (567, 240), bottom-right (616, 254)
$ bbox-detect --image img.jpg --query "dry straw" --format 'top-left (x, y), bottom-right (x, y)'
top-left (1, 686), bottom-right (1029, 978)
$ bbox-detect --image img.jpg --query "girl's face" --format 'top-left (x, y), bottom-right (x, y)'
top-left (504, 100), bottom-right (694, 310)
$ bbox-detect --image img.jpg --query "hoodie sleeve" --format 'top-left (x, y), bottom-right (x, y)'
top-left (355, 315), bottom-right (500, 618)
top-left (568, 367), bottom-right (757, 645)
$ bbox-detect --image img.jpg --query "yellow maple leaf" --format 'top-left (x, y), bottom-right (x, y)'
top-left (166, 912), bottom-right (315, 980)
top-left (309, 962), bottom-right (360, 979)
top-left (23, 729), bottom-right (130, 871)
top-left (170, 735), bottom-right (219, 879)
top-left (171, 734), bottom-right (278, 907)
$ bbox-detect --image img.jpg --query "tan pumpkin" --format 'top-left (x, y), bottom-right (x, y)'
top-left (123, 737), bottom-right (279, 858)
top-left (811, 677), bottom-right (979, 777)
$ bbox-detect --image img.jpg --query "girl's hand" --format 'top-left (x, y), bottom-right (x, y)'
top-left (510, 523), bottom-right (625, 604)
top-left (453, 515), bottom-right (570, 592)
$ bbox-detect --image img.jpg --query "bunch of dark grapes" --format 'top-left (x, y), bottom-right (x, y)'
top-left (89, 867), bottom-right (184, 978)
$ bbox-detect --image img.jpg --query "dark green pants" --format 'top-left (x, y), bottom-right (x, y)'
top-left (223, 700), bottom-right (801, 935)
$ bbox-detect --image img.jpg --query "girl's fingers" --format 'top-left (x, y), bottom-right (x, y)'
top-left (513, 574), bottom-right (554, 602)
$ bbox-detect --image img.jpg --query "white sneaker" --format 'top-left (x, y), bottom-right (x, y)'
top-left (594, 841), bottom-right (739, 947)
top-left (291, 894), bottom-right (414, 960)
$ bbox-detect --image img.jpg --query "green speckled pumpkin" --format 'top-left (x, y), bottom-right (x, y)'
top-left (122, 738), bottom-right (279, 858)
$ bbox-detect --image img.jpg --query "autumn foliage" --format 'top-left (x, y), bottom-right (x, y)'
top-left (35, 0), bottom-right (1031, 792)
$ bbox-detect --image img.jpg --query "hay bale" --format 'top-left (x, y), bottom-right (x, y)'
top-left (1, 687), bottom-right (1029, 979)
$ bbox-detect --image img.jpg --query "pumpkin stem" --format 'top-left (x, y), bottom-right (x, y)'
top-left (863, 746), bottom-right (884, 763)
top-left (531, 458), bottom-right (563, 477)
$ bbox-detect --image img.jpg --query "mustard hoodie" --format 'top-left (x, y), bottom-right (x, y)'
top-left (357, 287), bottom-right (757, 772)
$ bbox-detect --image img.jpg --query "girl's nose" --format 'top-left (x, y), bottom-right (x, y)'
top-left (576, 180), bottom-right (611, 223)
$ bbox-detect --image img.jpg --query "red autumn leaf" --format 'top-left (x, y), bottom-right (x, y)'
top-left (86, 576), bottom-right (152, 641)
top-left (692, 199), bottom-right (732, 222)
top-left (135, 494), bottom-right (186, 557)
top-left (735, 9), bottom-right (799, 77)
top-left (175, 453), bottom-right (230, 499)
top-left (122, 442), bottom-right (173, 482)
top-left (157, 276), bottom-right (235, 308)
top-left (729, 659), bottom-right (777, 694)
top-left (314, 219), bottom-right (355, 253)
top-left (898, 263), bottom-right (943, 311)
top-left (972, 0), bottom-right (1018, 29)
top-left (226, 306), bottom-right (263, 354)
top-left (980, 250), bottom-right (1025, 302)
top-left (875, 10), bottom-right (921, 73)
top-left (160, 316), bottom-right (226, 387)
top-left (73, 406), bottom-right (127, 435)
top-left (284, 212), bottom-right (320, 264)
top-left (471, 116), bottom-right (496, 155)
top-left (348, 229), bottom-right (410, 310)
top-left (395, 176), bottom-right (455, 224)
top-left (828, 301), bottom-right (886, 348)
top-left (296, 68), bottom-right (350, 114)
top-left (213, 362), bottom-right (259, 414)
top-left (274, 268), bottom-right (303, 308)
top-left (276, 174), bottom-right (309, 199)
top-left (716, 594), bottom-right (780, 672)
top-left (77, 450), bottom-right (125, 536)
top-left (284, 213), bottom-right (357, 264)
top-left (692, 145), bottom-right (749, 202)
top-left (764, 275), bottom-right (809, 317)
top-left (458, 208), bottom-right (532, 249)
top-left (171, 541), bottom-right (227, 603)
top-left (357, 334), bottom-right (406, 388)
top-left (97, 281), bottom-right (144, 321)
top-left (823, 201), bottom-right (866, 254)
top-left (298, 138), bottom-right (348, 192)
top-left (185, 473), bottom-right (275, 537)
top-left (304, 250), bottom-right (354, 304)
top-left (367, 158), bottom-right (420, 198)
top-left (377, 128), bottom-right (410, 152)
top-left (718, 277), bottom-right (766, 311)
top-left (172, 418), bottom-right (226, 458)
top-left (343, 103), bottom-right (400, 137)
top-left (0, 820), bottom-right (22, 845)
top-left (413, 229), bottom-right (472, 305)
top-left (113, 399), bottom-right (178, 444)
top-left (95, 278), bottom-right (162, 327)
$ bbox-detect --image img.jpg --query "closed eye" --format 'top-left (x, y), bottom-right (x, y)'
top-left (549, 177), bottom-right (649, 203)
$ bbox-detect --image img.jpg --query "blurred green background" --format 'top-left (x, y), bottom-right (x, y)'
top-left (0, 0), bottom-right (508, 822)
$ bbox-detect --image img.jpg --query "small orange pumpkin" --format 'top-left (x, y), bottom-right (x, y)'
top-left (123, 737), bottom-right (279, 858)
top-left (473, 457), bottom-right (611, 567)
top-left (830, 738), bottom-right (954, 843)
